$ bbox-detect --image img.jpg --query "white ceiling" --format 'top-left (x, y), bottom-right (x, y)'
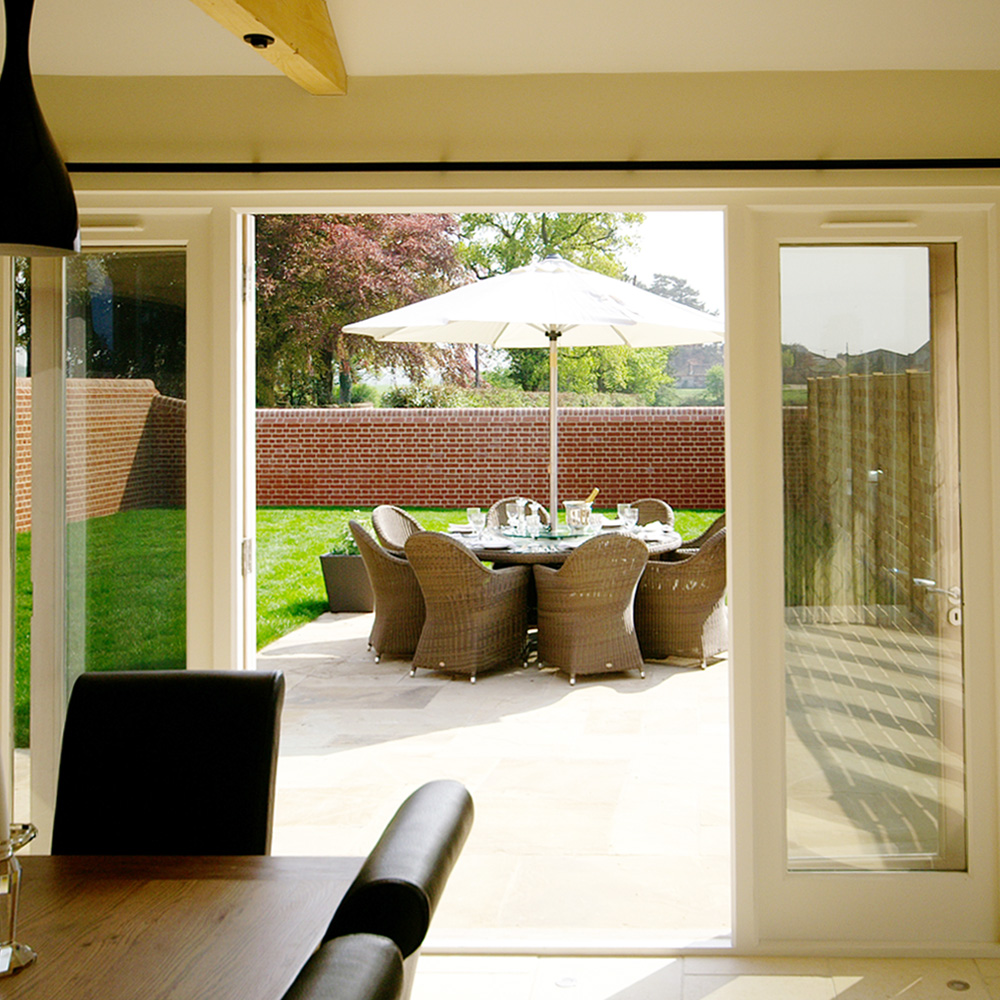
top-left (14, 0), bottom-right (1000, 78)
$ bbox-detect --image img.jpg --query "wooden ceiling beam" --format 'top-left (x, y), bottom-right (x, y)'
top-left (188, 0), bottom-right (346, 95)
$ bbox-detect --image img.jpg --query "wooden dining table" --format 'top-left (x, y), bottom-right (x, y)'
top-left (2, 854), bottom-right (363, 1000)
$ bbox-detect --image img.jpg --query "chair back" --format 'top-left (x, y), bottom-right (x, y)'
top-left (630, 498), bottom-right (674, 527)
top-left (351, 519), bottom-right (411, 576)
top-left (486, 497), bottom-right (550, 530)
top-left (556, 533), bottom-right (649, 593)
top-left (52, 670), bottom-right (284, 856)
top-left (635, 527), bottom-right (727, 663)
top-left (325, 780), bottom-right (474, 959)
top-left (282, 934), bottom-right (404, 1000)
top-left (350, 521), bottom-right (426, 658)
top-left (404, 531), bottom-right (495, 603)
top-left (691, 512), bottom-right (725, 547)
top-left (372, 506), bottom-right (422, 553)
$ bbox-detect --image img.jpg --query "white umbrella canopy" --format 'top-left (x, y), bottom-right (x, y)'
top-left (344, 255), bottom-right (725, 522)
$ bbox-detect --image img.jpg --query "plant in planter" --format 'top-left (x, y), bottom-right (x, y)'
top-left (319, 512), bottom-right (375, 613)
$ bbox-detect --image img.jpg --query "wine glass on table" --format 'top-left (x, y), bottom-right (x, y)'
top-left (617, 502), bottom-right (631, 523)
top-left (623, 506), bottom-right (639, 534)
top-left (468, 507), bottom-right (486, 540)
top-left (505, 501), bottom-right (520, 531)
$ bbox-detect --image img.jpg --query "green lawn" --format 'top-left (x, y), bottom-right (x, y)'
top-left (15, 508), bottom-right (186, 746)
top-left (255, 506), bottom-right (452, 649)
top-left (13, 504), bottom-right (722, 747)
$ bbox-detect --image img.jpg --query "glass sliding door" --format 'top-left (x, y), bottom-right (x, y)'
top-left (781, 245), bottom-right (965, 873)
top-left (64, 249), bottom-right (187, 684)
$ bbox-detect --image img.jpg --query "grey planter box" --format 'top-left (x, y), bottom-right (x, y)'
top-left (320, 553), bottom-right (374, 612)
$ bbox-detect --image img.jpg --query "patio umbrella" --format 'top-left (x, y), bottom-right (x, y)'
top-left (344, 255), bottom-right (725, 521)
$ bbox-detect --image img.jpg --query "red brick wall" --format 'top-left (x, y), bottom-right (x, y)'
top-left (16, 379), bottom-right (186, 532)
top-left (256, 406), bottom-right (726, 509)
top-left (15, 392), bottom-right (728, 530)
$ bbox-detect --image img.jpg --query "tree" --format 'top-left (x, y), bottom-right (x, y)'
top-left (13, 258), bottom-right (29, 374)
top-left (457, 212), bottom-right (643, 280)
top-left (255, 214), bottom-right (474, 406)
top-left (456, 212), bottom-right (668, 396)
top-left (641, 273), bottom-right (718, 314)
top-left (65, 251), bottom-right (187, 398)
top-left (704, 364), bottom-right (725, 404)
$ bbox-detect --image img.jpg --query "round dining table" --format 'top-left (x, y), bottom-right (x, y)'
top-left (448, 524), bottom-right (684, 565)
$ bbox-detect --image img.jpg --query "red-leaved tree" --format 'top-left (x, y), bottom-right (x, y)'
top-left (256, 214), bottom-right (473, 406)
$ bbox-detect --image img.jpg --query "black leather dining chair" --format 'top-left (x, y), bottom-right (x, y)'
top-left (282, 934), bottom-right (404, 1000)
top-left (324, 779), bottom-right (474, 1000)
top-left (51, 669), bottom-right (285, 856)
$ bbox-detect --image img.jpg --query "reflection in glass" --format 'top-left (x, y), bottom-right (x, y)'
top-left (64, 251), bottom-right (186, 686)
top-left (781, 246), bottom-right (965, 871)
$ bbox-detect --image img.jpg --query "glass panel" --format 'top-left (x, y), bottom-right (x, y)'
top-left (781, 245), bottom-right (965, 871)
top-left (64, 250), bottom-right (186, 684)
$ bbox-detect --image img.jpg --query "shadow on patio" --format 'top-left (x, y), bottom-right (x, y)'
top-left (262, 611), bottom-right (733, 949)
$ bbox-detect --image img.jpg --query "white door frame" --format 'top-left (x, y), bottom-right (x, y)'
top-left (27, 208), bottom-right (219, 848)
top-left (729, 202), bottom-right (999, 950)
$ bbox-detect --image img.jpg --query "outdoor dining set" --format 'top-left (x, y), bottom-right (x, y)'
top-left (349, 499), bottom-right (727, 686)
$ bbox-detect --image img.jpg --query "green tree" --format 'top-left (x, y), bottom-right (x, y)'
top-left (457, 212), bottom-right (643, 279)
top-left (255, 214), bottom-right (473, 406)
top-left (457, 212), bottom-right (668, 397)
top-left (13, 258), bottom-right (29, 374)
top-left (704, 364), bottom-right (725, 404)
top-left (641, 273), bottom-right (718, 314)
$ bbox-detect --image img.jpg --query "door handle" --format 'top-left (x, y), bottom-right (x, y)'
top-left (913, 578), bottom-right (962, 605)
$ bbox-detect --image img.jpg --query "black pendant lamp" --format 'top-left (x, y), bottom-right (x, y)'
top-left (0, 0), bottom-right (79, 256)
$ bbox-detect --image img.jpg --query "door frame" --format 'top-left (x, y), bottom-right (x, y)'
top-left (729, 203), bottom-right (999, 949)
top-left (26, 209), bottom-right (217, 849)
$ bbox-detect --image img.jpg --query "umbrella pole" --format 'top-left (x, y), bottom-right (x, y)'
top-left (548, 329), bottom-right (560, 526)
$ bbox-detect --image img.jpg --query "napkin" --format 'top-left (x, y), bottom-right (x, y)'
top-left (473, 538), bottom-right (512, 549)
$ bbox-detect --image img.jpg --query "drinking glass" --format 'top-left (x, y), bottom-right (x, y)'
top-left (623, 507), bottom-right (639, 533)
top-left (617, 502), bottom-right (631, 521)
top-left (468, 508), bottom-right (486, 539)
top-left (525, 513), bottom-right (541, 538)
top-left (505, 502), bottom-right (520, 530)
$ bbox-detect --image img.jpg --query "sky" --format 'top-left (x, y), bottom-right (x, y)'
top-left (624, 215), bottom-right (932, 359)
top-left (779, 246), bottom-right (930, 358)
top-left (623, 211), bottom-right (726, 318)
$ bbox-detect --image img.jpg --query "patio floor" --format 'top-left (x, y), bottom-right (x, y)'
top-left (261, 611), bottom-right (733, 950)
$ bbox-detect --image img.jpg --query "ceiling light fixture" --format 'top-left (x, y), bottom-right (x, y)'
top-left (243, 33), bottom-right (276, 49)
top-left (0, 0), bottom-right (79, 256)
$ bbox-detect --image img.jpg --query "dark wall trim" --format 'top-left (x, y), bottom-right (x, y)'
top-left (66, 158), bottom-right (1000, 174)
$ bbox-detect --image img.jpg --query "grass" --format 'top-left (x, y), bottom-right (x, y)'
top-left (15, 508), bottom-right (186, 747)
top-left (255, 506), bottom-right (452, 649)
top-left (13, 504), bottom-right (722, 747)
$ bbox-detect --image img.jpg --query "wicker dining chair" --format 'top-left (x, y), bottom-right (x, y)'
top-left (533, 533), bottom-right (649, 685)
top-left (372, 505), bottom-right (422, 554)
top-left (486, 496), bottom-right (551, 531)
top-left (629, 498), bottom-right (675, 528)
top-left (635, 526), bottom-right (728, 666)
top-left (350, 521), bottom-right (426, 663)
top-left (404, 531), bottom-right (531, 683)
top-left (664, 511), bottom-right (725, 561)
